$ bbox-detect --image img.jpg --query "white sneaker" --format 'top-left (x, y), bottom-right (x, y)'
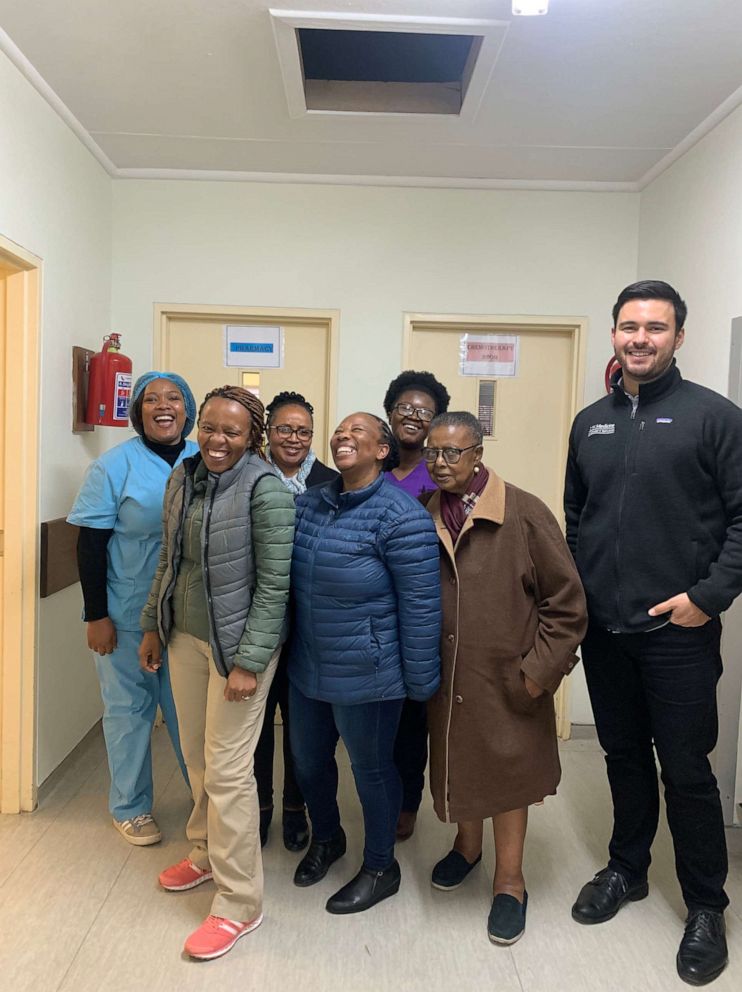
top-left (113, 813), bottom-right (162, 846)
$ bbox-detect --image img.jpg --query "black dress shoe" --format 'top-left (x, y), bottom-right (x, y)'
top-left (677, 910), bottom-right (727, 986)
top-left (283, 808), bottom-right (310, 852)
top-left (293, 828), bottom-right (346, 887)
top-left (571, 867), bottom-right (648, 924)
top-left (326, 861), bottom-right (401, 915)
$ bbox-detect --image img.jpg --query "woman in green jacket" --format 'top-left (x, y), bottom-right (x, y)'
top-left (139, 385), bottom-right (295, 962)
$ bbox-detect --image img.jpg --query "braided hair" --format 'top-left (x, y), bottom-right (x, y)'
top-left (366, 414), bottom-right (400, 472)
top-left (198, 385), bottom-right (266, 457)
top-left (265, 390), bottom-right (314, 425)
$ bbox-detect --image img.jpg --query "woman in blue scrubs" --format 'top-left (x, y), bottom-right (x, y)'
top-left (68, 371), bottom-right (197, 845)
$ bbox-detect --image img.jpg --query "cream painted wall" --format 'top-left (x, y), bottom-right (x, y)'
top-left (639, 104), bottom-right (742, 394)
top-left (112, 182), bottom-right (638, 417)
top-left (639, 103), bottom-right (742, 821)
top-left (112, 180), bottom-right (640, 725)
top-left (0, 50), bottom-right (111, 783)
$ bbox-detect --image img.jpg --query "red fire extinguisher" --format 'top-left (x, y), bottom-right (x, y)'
top-left (86, 334), bottom-right (133, 427)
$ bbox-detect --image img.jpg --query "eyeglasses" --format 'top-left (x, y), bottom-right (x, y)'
top-left (391, 402), bottom-right (435, 423)
top-left (422, 444), bottom-right (479, 465)
top-left (269, 424), bottom-right (313, 441)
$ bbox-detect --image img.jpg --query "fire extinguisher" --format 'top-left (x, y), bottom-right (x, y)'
top-left (86, 334), bottom-right (133, 427)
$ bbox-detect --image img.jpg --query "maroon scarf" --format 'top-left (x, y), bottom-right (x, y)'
top-left (440, 466), bottom-right (489, 543)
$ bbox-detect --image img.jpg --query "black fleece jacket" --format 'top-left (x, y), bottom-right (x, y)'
top-left (564, 361), bottom-right (742, 633)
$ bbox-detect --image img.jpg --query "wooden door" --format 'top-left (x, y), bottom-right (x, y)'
top-left (405, 313), bottom-right (586, 737)
top-left (0, 238), bottom-right (41, 812)
top-left (407, 318), bottom-right (580, 520)
top-left (157, 306), bottom-right (338, 462)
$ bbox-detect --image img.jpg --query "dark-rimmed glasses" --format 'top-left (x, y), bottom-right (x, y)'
top-left (422, 444), bottom-right (479, 465)
top-left (269, 424), bottom-right (313, 441)
top-left (391, 402), bottom-right (435, 423)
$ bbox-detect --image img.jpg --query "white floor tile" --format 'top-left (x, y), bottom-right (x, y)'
top-left (0, 726), bottom-right (739, 992)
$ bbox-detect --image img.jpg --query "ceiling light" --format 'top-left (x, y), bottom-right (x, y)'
top-left (512, 1), bottom-right (549, 14)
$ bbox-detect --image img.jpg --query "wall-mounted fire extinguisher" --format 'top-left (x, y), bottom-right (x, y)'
top-left (86, 334), bottom-right (133, 427)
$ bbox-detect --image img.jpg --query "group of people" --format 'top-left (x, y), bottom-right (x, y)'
top-left (67, 280), bottom-right (741, 986)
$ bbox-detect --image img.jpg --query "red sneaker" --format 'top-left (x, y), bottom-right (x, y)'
top-left (158, 858), bottom-right (213, 891)
top-left (184, 914), bottom-right (263, 960)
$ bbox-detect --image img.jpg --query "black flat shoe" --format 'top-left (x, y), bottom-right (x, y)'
top-left (259, 806), bottom-right (273, 848)
top-left (677, 910), bottom-right (727, 986)
top-left (431, 849), bottom-right (482, 890)
top-left (571, 867), bottom-right (648, 924)
top-left (283, 808), bottom-right (310, 852)
top-left (488, 891), bottom-right (528, 945)
top-left (326, 861), bottom-right (401, 915)
top-left (293, 828), bottom-right (346, 887)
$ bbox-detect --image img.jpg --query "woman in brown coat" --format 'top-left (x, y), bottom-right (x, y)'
top-left (422, 411), bottom-right (587, 945)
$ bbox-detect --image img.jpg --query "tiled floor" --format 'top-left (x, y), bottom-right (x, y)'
top-left (0, 725), bottom-right (739, 992)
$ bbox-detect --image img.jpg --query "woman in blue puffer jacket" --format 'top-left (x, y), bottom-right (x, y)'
top-left (288, 411), bottom-right (441, 915)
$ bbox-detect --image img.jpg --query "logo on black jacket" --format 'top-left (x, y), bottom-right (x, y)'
top-left (587, 423), bottom-right (616, 437)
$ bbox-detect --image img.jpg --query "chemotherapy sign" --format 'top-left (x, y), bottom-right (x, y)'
top-left (459, 333), bottom-right (519, 377)
top-left (224, 325), bottom-right (283, 369)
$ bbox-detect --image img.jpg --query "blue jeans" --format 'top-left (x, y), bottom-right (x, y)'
top-left (95, 628), bottom-right (189, 820)
top-left (289, 684), bottom-right (404, 871)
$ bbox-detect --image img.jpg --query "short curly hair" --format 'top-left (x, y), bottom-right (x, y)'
top-left (428, 410), bottom-right (483, 447)
top-left (383, 370), bottom-right (450, 418)
top-left (265, 390), bottom-right (314, 425)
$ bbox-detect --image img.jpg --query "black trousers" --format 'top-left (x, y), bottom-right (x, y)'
top-left (254, 652), bottom-right (304, 811)
top-left (393, 698), bottom-right (428, 814)
top-left (581, 619), bottom-right (728, 913)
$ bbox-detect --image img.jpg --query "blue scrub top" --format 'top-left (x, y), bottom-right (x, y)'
top-left (68, 436), bottom-right (198, 631)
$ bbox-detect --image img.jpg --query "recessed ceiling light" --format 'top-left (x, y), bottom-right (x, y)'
top-left (512, 1), bottom-right (549, 14)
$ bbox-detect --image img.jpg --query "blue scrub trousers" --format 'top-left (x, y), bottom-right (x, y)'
top-left (94, 628), bottom-right (189, 821)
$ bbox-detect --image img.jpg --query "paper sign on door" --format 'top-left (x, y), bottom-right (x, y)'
top-left (459, 334), bottom-right (519, 377)
top-left (224, 325), bottom-right (283, 369)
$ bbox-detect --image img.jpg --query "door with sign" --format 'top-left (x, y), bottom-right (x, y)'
top-left (155, 305), bottom-right (338, 463)
top-left (405, 314), bottom-right (584, 521)
top-left (404, 312), bottom-right (587, 736)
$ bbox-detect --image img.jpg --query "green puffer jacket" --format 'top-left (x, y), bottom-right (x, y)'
top-left (141, 452), bottom-right (295, 676)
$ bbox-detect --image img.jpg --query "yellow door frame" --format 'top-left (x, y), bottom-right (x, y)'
top-left (0, 234), bottom-right (42, 813)
top-left (403, 311), bottom-right (588, 739)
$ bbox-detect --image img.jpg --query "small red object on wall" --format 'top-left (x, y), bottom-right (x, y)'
top-left (85, 334), bottom-right (133, 426)
top-left (604, 357), bottom-right (621, 394)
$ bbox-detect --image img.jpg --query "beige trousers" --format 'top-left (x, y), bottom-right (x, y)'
top-left (168, 628), bottom-right (279, 922)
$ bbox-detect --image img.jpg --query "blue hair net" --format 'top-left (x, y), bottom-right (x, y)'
top-left (130, 371), bottom-right (197, 438)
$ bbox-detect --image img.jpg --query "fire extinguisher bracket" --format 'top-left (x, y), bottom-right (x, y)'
top-left (72, 345), bottom-right (95, 433)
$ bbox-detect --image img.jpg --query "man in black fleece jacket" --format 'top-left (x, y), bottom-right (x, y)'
top-left (564, 280), bottom-right (742, 987)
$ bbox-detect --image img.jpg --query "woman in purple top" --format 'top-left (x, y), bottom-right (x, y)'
top-left (383, 369), bottom-right (450, 839)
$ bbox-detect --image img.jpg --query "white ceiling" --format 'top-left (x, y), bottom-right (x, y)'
top-left (1, 0), bottom-right (742, 190)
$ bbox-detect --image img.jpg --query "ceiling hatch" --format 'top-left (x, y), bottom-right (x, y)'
top-left (297, 29), bottom-right (481, 115)
top-left (270, 12), bottom-right (510, 120)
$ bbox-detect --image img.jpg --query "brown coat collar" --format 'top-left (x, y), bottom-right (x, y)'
top-left (427, 469), bottom-right (506, 558)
